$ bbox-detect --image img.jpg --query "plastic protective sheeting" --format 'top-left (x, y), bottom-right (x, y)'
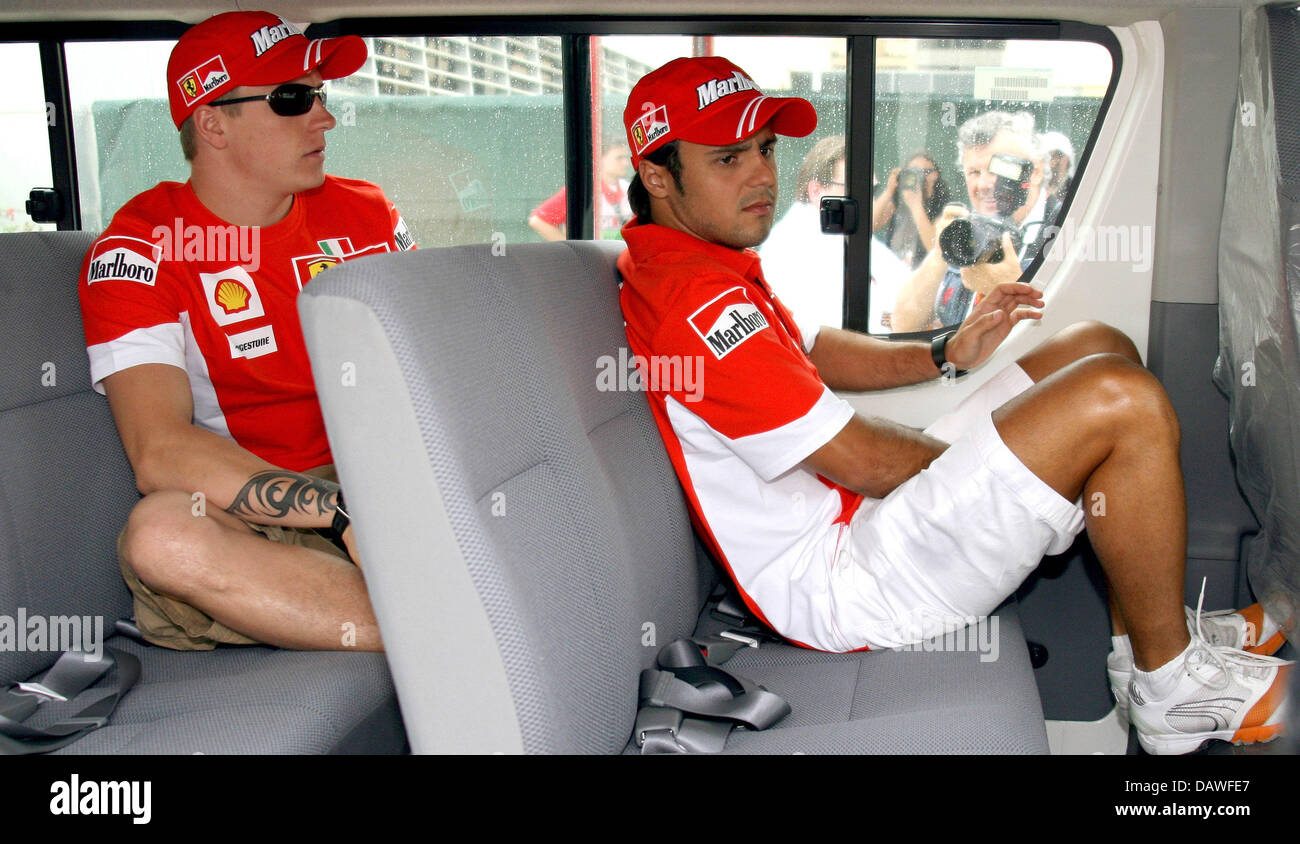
top-left (1213, 4), bottom-right (1300, 642)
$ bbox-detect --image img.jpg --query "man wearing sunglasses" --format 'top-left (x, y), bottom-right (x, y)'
top-left (78, 11), bottom-right (415, 652)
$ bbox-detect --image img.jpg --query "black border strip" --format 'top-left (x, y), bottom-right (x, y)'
top-left (562, 34), bottom-right (594, 241)
top-left (38, 40), bottom-right (80, 230)
top-left (843, 34), bottom-right (874, 334)
top-left (1, 20), bottom-right (189, 42)
top-left (0, 15), bottom-right (1061, 41)
top-left (312, 16), bottom-right (1061, 39)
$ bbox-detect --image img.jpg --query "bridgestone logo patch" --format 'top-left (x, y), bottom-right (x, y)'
top-left (227, 324), bottom-right (278, 360)
top-left (687, 287), bottom-right (770, 359)
top-left (696, 71), bottom-right (759, 110)
top-left (86, 236), bottom-right (162, 286)
top-left (250, 18), bottom-right (301, 57)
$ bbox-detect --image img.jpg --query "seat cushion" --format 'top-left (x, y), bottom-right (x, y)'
top-left (25, 637), bottom-right (405, 755)
top-left (626, 604), bottom-right (1048, 754)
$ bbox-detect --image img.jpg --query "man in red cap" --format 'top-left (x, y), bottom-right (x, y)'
top-left (617, 56), bottom-right (1289, 754)
top-left (78, 11), bottom-right (414, 652)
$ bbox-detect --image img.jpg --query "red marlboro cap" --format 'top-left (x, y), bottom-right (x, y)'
top-left (624, 56), bottom-right (817, 167)
top-left (167, 10), bottom-right (367, 128)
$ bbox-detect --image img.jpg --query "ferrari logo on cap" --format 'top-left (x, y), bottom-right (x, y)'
top-left (177, 55), bottom-right (230, 106)
top-left (632, 106), bottom-right (670, 154)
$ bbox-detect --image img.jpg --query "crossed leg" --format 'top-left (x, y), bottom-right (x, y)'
top-left (120, 489), bottom-right (382, 651)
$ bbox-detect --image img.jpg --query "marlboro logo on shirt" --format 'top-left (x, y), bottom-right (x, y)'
top-left (688, 286), bottom-right (770, 359)
top-left (86, 236), bottom-right (162, 286)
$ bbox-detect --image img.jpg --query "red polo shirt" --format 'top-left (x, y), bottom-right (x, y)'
top-left (79, 176), bottom-right (415, 471)
top-left (618, 220), bottom-right (866, 650)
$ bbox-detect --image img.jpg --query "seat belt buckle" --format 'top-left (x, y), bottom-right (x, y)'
top-left (718, 630), bottom-right (761, 649)
top-left (13, 681), bottom-right (68, 702)
top-left (61, 714), bottom-right (110, 729)
top-left (634, 706), bottom-right (684, 748)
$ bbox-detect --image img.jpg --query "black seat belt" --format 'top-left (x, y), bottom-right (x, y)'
top-left (635, 637), bottom-right (790, 754)
top-left (0, 647), bottom-right (140, 755)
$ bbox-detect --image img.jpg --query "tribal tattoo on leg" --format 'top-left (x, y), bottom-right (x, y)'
top-left (226, 470), bottom-right (340, 522)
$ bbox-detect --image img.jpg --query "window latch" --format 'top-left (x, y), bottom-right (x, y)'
top-left (26, 188), bottom-right (64, 225)
top-left (819, 196), bottom-right (858, 235)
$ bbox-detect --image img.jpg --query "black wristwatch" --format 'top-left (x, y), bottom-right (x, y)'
top-left (930, 331), bottom-right (966, 378)
top-left (324, 490), bottom-right (351, 553)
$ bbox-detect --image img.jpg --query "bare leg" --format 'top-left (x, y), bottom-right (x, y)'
top-left (1017, 320), bottom-right (1142, 383)
top-left (1015, 321), bottom-right (1146, 640)
top-left (991, 353), bottom-right (1188, 670)
top-left (121, 490), bottom-right (382, 651)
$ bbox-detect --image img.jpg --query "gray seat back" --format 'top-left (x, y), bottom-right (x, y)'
top-left (298, 241), bottom-right (699, 754)
top-left (0, 232), bottom-right (137, 686)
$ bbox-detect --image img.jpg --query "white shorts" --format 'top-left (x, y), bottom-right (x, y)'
top-left (836, 364), bottom-right (1086, 650)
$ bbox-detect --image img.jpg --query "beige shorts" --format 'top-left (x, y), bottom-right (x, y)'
top-left (118, 465), bottom-right (350, 651)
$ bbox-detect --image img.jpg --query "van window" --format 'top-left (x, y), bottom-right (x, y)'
top-left (0, 42), bottom-right (56, 233)
top-left (63, 35), bottom-right (569, 248)
top-left (870, 37), bottom-right (1113, 333)
top-left (65, 40), bottom-right (180, 232)
top-left (597, 35), bottom-right (848, 342)
top-left (327, 35), bottom-right (568, 249)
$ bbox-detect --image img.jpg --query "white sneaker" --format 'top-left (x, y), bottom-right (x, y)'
top-left (1129, 640), bottom-right (1291, 755)
top-left (1108, 602), bottom-right (1286, 727)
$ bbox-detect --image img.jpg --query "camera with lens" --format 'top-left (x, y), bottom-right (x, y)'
top-left (938, 212), bottom-right (1023, 266)
top-left (896, 166), bottom-right (924, 191)
top-left (939, 152), bottom-right (1034, 266)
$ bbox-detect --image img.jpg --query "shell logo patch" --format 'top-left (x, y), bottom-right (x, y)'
top-left (214, 278), bottom-right (252, 314)
top-left (199, 266), bottom-right (265, 327)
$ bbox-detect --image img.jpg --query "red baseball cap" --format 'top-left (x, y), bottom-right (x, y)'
top-left (166, 11), bottom-right (367, 128)
top-left (624, 56), bottom-right (817, 168)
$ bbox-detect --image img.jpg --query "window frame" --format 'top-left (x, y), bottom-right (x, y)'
top-left (5, 15), bottom-right (1120, 338)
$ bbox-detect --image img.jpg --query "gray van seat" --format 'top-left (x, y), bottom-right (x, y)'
top-left (0, 231), bottom-right (404, 754)
top-left (298, 240), bottom-right (1049, 754)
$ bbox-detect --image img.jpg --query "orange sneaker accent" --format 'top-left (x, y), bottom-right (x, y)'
top-left (1238, 663), bottom-right (1290, 731)
top-left (1238, 603), bottom-right (1286, 655)
top-left (1231, 722), bottom-right (1282, 745)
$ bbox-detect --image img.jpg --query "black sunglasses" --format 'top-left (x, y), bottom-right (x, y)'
top-left (209, 83), bottom-right (327, 117)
